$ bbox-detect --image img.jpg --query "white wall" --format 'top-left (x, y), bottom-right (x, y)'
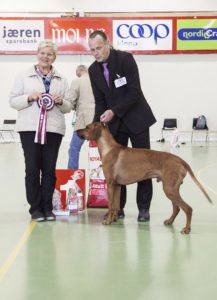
top-left (0, 0), bottom-right (217, 13)
top-left (2, 53), bottom-right (217, 142)
top-left (1, 0), bottom-right (217, 141)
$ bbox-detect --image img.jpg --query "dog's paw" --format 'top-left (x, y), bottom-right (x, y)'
top-left (164, 219), bottom-right (173, 226)
top-left (102, 215), bottom-right (117, 225)
top-left (180, 227), bottom-right (191, 234)
top-left (102, 218), bottom-right (112, 225)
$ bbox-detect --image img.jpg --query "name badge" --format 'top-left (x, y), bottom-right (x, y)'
top-left (114, 77), bottom-right (127, 88)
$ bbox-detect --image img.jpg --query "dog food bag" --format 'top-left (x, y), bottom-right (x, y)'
top-left (87, 141), bottom-right (108, 208)
top-left (53, 169), bottom-right (86, 215)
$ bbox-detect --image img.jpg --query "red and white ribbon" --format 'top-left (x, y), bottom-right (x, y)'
top-left (34, 93), bottom-right (54, 144)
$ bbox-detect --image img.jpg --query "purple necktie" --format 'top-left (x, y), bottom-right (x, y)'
top-left (102, 62), bottom-right (109, 86)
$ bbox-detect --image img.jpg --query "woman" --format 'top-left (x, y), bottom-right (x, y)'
top-left (10, 39), bottom-right (72, 222)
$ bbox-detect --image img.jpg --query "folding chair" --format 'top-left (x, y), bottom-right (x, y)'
top-left (0, 119), bottom-right (16, 142)
top-left (161, 118), bottom-right (177, 140)
top-left (191, 117), bottom-right (209, 143)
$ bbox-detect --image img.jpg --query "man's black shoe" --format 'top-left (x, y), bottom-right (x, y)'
top-left (117, 209), bottom-right (125, 219)
top-left (137, 209), bottom-right (150, 222)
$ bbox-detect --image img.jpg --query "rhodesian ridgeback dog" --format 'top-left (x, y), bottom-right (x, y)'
top-left (77, 122), bottom-right (213, 234)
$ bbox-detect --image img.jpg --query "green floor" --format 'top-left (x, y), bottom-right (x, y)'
top-left (0, 141), bottom-right (217, 300)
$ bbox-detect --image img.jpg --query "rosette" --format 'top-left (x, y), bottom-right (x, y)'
top-left (34, 93), bottom-right (55, 144)
top-left (37, 93), bottom-right (54, 111)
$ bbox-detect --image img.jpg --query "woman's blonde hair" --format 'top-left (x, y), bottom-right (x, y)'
top-left (37, 39), bottom-right (57, 58)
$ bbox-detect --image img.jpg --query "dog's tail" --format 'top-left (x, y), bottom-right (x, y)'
top-left (184, 161), bottom-right (213, 204)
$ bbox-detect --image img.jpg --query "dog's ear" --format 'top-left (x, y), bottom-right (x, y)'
top-left (99, 121), bottom-right (105, 127)
top-left (100, 122), bottom-right (108, 128)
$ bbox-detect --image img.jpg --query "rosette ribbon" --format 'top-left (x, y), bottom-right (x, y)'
top-left (34, 93), bottom-right (54, 144)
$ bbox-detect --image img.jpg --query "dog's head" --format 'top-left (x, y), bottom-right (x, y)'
top-left (77, 122), bottom-right (105, 141)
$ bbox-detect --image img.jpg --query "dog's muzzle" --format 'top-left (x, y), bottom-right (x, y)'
top-left (77, 129), bottom-right (85, 139)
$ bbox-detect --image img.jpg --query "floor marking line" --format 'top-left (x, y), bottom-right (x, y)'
top-left (0, 221), bottom-right (36, 281)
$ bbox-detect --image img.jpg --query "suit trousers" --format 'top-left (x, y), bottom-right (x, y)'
top-left (113, 122), bottom-right (153, 211)
top-left (19, 131), bottom-right (62, 215)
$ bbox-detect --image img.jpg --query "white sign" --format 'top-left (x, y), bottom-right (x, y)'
top-left (0, 20), bottom-right (44, 52)
top-left (113, 19), bottom-right (173, 51)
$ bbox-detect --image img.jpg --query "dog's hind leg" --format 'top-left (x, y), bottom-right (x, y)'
top-left (177, 197), bottom-right (192, 234)
top-left (164, 202), bottom-right (180, 226)
top-left (163, 183), bottom-right (192, 234)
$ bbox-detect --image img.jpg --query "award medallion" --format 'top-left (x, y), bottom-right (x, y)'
top-left (35, 93), bottom-right (54, 144)
top-left (37, 93), bottom-right (54, 110)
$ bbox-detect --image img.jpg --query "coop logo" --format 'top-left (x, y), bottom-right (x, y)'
top-left (178, 28), bottom-right (217, 40)
top-left (113, 20), bottom-right (172, 51)
top-left (116, 23), bottom-right (170, 44)
top-left (0, 20), bottom-right (44, 51)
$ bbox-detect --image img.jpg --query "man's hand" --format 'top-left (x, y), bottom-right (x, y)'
top-left (100, 109), bottom-right (114, 123)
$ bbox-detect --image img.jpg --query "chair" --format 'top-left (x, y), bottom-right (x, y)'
top-left (161, 118), bottom-right (177, 140)
top-left (191, 117), bottom-right (209, 143)
top-left (0, 119), bottom-right (16, 142)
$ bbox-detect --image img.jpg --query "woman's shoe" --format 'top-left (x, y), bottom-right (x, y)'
top-left (45, 211), bottom-right (56, 221)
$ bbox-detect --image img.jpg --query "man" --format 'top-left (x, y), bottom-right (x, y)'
top-left (67, 64), bottom-right (95, 169)
top-left (88, 30), bottom-right (156, 222)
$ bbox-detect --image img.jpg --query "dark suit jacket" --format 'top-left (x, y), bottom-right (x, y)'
top-left (89, 49), bottom-right (156, 136)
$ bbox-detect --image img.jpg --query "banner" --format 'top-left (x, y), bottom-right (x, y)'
top-left (112, 19), bottom-right (173, 53)
top-left (1, 16), bottom-right (217, 54)
top-left (177, 18), bottom-right (217, 51)
top-left (0, 18), bottom-right (44, 54)
top-left (46, 17), bottom-right (112, 54)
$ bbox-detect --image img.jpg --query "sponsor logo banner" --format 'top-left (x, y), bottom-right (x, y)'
top-left (177, 19), bottom-right (217, 50)
top-left (46, 18), bottom-right (112, 53)
top-left (0, 17), bottom-right (217, 54)
top-left (0, 20), bottom-right (44, 52)
top-left (112, 19), bottom-right (173, 51)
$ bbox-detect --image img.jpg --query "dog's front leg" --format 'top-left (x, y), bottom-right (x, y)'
top-left (102, 182), bottom-right (117, 225)
top-left (113, 184), bottom-right (121, 219)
